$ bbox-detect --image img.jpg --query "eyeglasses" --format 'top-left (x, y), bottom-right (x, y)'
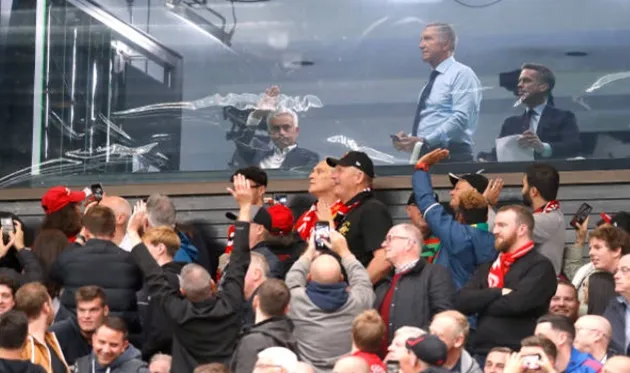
top-left (384, 235), bottom-right (415, 244)
top-left (614, 266), bottom-right (630, 275)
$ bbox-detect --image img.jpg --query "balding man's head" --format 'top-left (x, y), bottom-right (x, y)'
top-left (180, 264), bottom-right (214, 302)
top-left (604, 356), bottom-right (630, 373)
top-left (333, 356), bottom-right (369, 373)
top-left (99, 196), bottom-right (132, 227)
top-left (310, 254), bottom-right (343, 284)
top-left (574, 315), bottom-right (611, 356)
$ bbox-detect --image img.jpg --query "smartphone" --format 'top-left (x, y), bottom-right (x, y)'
top-left (275, 194), bottom-right (288, 205)
top-left (90, 183), bottom-right (104, 202)
top-left (386, 361), bottom-right (400, 373)
top-left (314, 221), bottom-right (331, 251)
top-left (0, 217), bottom-right (14, 235)
top-left (521, 354), bottom-right (541, 370)
top-left (570, 202), bottom-right (592, 229)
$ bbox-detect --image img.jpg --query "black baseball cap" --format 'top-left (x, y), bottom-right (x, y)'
top-left (407, 192), bottom-right (440, 206)
top-left (226, 206), bottom-right (272, 231)
top-left (449, 170), bottom-right (488, 194)
top-left (326, 151), bottom-right (375, 178)
top-left (230, 167), bottom-right (268, 187)
top-left (406, 334), bottom-right (447, 367)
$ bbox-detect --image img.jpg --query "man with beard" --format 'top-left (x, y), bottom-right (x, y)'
top-left (456, 205), bottom-right (556, 362)
top-left (549, 280), bottom-right (579, 322)
top-left (15, 283), bottom-right (69, 373)
top-left (521, 163), bottom-right (565, 275)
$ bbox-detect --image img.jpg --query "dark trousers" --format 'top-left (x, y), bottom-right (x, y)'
top-left (424, 142), bottom-right (473, 162)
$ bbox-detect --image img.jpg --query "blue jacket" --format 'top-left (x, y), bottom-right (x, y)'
top-left (174, 231), bottom-right (199, 263)
top-left (412, 170), bottom-right (497, 289)
top-left (565, 347), bottom-right (602, 373)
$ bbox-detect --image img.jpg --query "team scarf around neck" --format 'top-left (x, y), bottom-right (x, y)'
top-left (534, 200), bottom-right (560, 214)
top-left (488, 240), bottom-right (535, 288)
top-left (294, 200), bottom-right (345, 240)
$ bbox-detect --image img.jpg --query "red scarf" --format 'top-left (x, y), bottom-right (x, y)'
top-left (488, 241), bottom-right (535, 288)
top-left (294, 200), bottom-right (345, 240)
top-left (534, 200), bottom-right (560, 214)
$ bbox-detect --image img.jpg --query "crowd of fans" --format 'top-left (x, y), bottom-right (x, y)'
top-left (1, 146), bottom-right (630, 373)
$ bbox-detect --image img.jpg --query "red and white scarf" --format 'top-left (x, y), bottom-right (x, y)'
top-left (488, 241), bottom-right (535, 288)
top-left (534, 200), bottom-right (560, 214)
top-left (294, 200), bottom-right (348, 240)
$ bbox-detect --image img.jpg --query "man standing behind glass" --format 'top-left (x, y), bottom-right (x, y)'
top-left (393, 23), bottom-right (482, 162)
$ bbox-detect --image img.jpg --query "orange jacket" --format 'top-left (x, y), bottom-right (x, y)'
top-left (21, 332), bottom-right (70, 373)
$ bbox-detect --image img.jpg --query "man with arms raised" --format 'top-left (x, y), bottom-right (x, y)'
top-left (126, 174), bottom-right (252, 372)
top-left (326, 151), bottom-right (393, 284)
top-left (456, 205), bottom-right (556, 358)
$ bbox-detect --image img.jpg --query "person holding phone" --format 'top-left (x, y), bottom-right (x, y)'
top-left (285, 230), bottom-right (374, 372)
top-left (502, 336), bottom-right (557, 373)
top-left (0, 218), bottom-right (43, 287)
top-left (393, 23), bottom-right (481, 163)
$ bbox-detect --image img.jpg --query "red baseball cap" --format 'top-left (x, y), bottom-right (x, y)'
top-left (41, 186), bottom-right (87, 214)
top-left (267, 204), bottom-right (295, 236)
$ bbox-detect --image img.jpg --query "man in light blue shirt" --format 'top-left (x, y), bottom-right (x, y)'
top-left (393, 23), bottom-right (482, 162)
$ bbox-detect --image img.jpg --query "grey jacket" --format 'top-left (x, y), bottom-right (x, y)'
top-left (533, 209), bottom-right (566, 275)
top-left (286, 255), bottom-right (375, 373)
top-left (459, 349), bottom-right (483, 373)
top-left (74, 345), bottom-right (148, 373)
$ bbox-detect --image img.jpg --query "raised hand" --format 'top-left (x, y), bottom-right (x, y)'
top-left (227, 174), bottom-right (254, 207)
top-left (484, 178), bottom-right (504, 207)
top-left (417, 148), bottom-right (450, 168)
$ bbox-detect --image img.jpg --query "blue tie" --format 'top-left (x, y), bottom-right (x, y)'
top-left (412, 70), bottom-right (440, 137)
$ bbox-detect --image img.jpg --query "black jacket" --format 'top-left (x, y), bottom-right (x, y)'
top-left (50, 239), bottom-right (143, 331)
top-left (131, 221), bottom-right (251, 373)
top-left (603, 296), bottom-right (629, 355)
top-left (455, 249), bottom-right (557, 354)
top-left (49, 316), bottom-right (92, 366)
top-left (0, 249), bottom-right (44, 285)
top-left (336, 191), bottom-right (393, 267)
top-left (374, 259), bottom-right (455, 342)
top-left (0, 359), bottom-right (46, 373)
top-left (230, 316), bottom-right (298, 373)
top-left (141, 261), bottom-right (184, 360)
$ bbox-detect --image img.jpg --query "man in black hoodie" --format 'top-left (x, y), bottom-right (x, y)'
top-left (137, 226), bottom-right (184, 360)
top-left (231, 278), bottom-right (297, 373)
top-left (0, 310), bottom-right (46, 373)
top-left (126, 174), bottom-right (253, 373)
top-left (455, 205), bottom-right (557, 361)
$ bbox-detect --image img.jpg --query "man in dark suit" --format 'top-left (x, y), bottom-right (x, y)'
top-left (479, 63), bottom-right (581, 161)
top-left (229, 86), bottom-right (319, 171)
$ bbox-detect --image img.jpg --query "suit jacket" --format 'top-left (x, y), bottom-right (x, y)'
top-left (482, 105), bottom-right (580, 161)
top-left (252, 146), bottom-right (320, 170)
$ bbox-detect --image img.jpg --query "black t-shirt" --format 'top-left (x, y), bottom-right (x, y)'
top-left (336, 191), bottom-right (393, 267)
top-left (47, 343), bottom-right (66, 373)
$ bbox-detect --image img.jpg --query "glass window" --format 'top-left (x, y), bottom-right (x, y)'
top-left (0, 0), bottom-right (629, 188)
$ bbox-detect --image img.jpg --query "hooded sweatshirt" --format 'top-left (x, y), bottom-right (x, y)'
top-left (0, 359), bottom-right (46, 373)
top-left (74, 345), bottom-right (148, 373)
top-left (230, 316), bottom-right (298, 373)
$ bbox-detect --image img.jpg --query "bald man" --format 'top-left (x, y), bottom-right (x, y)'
top-left (574, 315), bottom-right (613, 363)
top-left (286, 230), bottom-right (375, 372)
top-left (98, 195), bottom-right (132, 247)
top-left (333, 356), bottom-right (370, 373)
top-left (603, 356), bottom-right (630, 373)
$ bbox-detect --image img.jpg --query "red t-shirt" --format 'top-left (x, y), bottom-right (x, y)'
top-left (352, 351), bottom-right (386, 373)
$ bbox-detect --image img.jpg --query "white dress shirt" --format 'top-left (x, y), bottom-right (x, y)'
top-left (259, 144), bottom-right (297, 169)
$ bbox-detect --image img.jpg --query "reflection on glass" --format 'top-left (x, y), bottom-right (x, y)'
top-left (0, 0), bottom-right (629, 188)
